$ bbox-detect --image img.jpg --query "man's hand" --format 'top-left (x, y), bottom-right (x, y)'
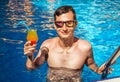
top-left (24, 41), bottom-right (37, 56)
top-left (97, 63), bottom-right (114, 74)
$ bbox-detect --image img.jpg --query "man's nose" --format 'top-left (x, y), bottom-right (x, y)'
top-left (62, 23), bottom-right (67, 30)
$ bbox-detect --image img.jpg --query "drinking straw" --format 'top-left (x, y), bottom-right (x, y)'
top-left (15, 21), bottom-right (30, 31)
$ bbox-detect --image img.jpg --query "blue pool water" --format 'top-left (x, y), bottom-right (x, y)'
top-left (0, 0), bottom-right (120, 82)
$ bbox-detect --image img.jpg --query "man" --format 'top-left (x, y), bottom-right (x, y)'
top-left (24, 6), bottom-right (111, 82)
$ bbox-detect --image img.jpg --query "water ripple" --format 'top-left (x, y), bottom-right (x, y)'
top-left (0, 38), bottom-right (23, 44)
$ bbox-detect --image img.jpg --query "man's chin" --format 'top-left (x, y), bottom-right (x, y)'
top-left (60, 36), bottom-right (70, 40)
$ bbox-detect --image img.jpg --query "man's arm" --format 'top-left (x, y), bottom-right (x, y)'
top-left (79, 40), bottom-right (99, 73)
top-left (24, 41), bottom-right (49, 70)
top-left (85, 47), bottom-right (107, 74)
top-left (26, 55), bottom-right (34, 70)
top-left (33, 46), bottom-right (49, 68)
top-left (26, 48), bottom-right (48, 70)
top-left (85, 50), bottom-right (99, 73)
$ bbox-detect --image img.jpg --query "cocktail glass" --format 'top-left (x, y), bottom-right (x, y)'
top-left (26, 29), bottom-right (38, 44)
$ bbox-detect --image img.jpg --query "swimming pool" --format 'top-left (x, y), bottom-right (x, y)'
top-left (0, 0), bottom-right (120, 82)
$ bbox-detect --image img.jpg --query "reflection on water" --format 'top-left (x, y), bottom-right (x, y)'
top-left (0, 38), bottom-right (23, 44)
top-left (0, 0), bottom-right (120, 82)
top-left (0, 0), bottom-right (55, 44)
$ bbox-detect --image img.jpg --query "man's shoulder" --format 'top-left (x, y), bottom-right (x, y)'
top-left (43, 37), bottom-right (57, 43)
top-left (77, 39), bottom-right (92, 50)
top-left (41, 37), bottom-right (57, 47)
top-left (77, 38), bottom-right (91, 45)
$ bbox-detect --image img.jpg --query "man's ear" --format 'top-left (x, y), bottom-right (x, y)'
top-left (75, 21), bottom-right (78, 25)
top-left (74, 21), bottom-right (78, 28)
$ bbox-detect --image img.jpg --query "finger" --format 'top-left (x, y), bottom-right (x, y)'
top-left (24, 46), bottom-right (32, 53)
top-left (28, 48), bottom-right (36, 51)
top-left (24, 48), bottom-right (36, 53)
top-left (24, 51), bottom-right (33, 55)
top-left (25, 41), bottom-right (31, 45)
top-left (24, 46), bottom-right (35, 52)
top-left (108, 68), bottom-right (114, 74)
top-left (108, 70), bottom-right (112, 74)
top-left (24, 41), bottom-right (31, 46)
top-left (24, 46), bottom-right (37, 55)
top-left (32, 44), bottom-right (37, 47)
top-left (111, 61), bottom-right (116, 65)
top-left (24, 44), bottom-right (36, 50)
top-left (108, 68), bottom-right (114, 71)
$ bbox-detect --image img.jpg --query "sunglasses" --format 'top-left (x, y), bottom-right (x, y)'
top-left (55, 20), bottom-right (77, 28)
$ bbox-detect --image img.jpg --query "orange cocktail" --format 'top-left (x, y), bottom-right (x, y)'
top-left (27, 29), bottom-right (38, 44)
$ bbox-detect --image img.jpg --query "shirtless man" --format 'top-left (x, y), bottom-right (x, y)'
top-left (24, 6), bottom-right (110, 82)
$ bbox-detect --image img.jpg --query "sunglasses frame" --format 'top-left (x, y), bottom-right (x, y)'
top-left (54, 20), bottom-right (77, 28)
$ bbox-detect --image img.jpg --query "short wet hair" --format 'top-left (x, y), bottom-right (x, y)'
top-left (54, 5), bottom-right (76, 21)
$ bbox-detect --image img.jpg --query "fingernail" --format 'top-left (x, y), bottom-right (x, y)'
top-left (24, 53), bottom-right (27, 55)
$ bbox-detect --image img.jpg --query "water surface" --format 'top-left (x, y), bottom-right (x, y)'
top-left (0, 0), bottom-right (120, 82)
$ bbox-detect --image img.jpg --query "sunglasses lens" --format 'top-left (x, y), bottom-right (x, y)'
top-left (55, 20), bottom-right (76, 28)
top-left (66, 21), bottom-right (74, 27)
top-left (55, 22), bottom-right (63, 28)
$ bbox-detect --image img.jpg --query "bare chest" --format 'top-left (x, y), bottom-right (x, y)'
top-left (47, 48), bottom-right (87, 69)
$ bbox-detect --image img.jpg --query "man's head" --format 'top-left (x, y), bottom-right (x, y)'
top-left (54, 5), bottom-right (76, 21)
top-left (54, 5), bottom-right (78, 39)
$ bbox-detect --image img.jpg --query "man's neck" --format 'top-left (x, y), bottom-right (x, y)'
top-left (57, 37), bottom-right (74, 49)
